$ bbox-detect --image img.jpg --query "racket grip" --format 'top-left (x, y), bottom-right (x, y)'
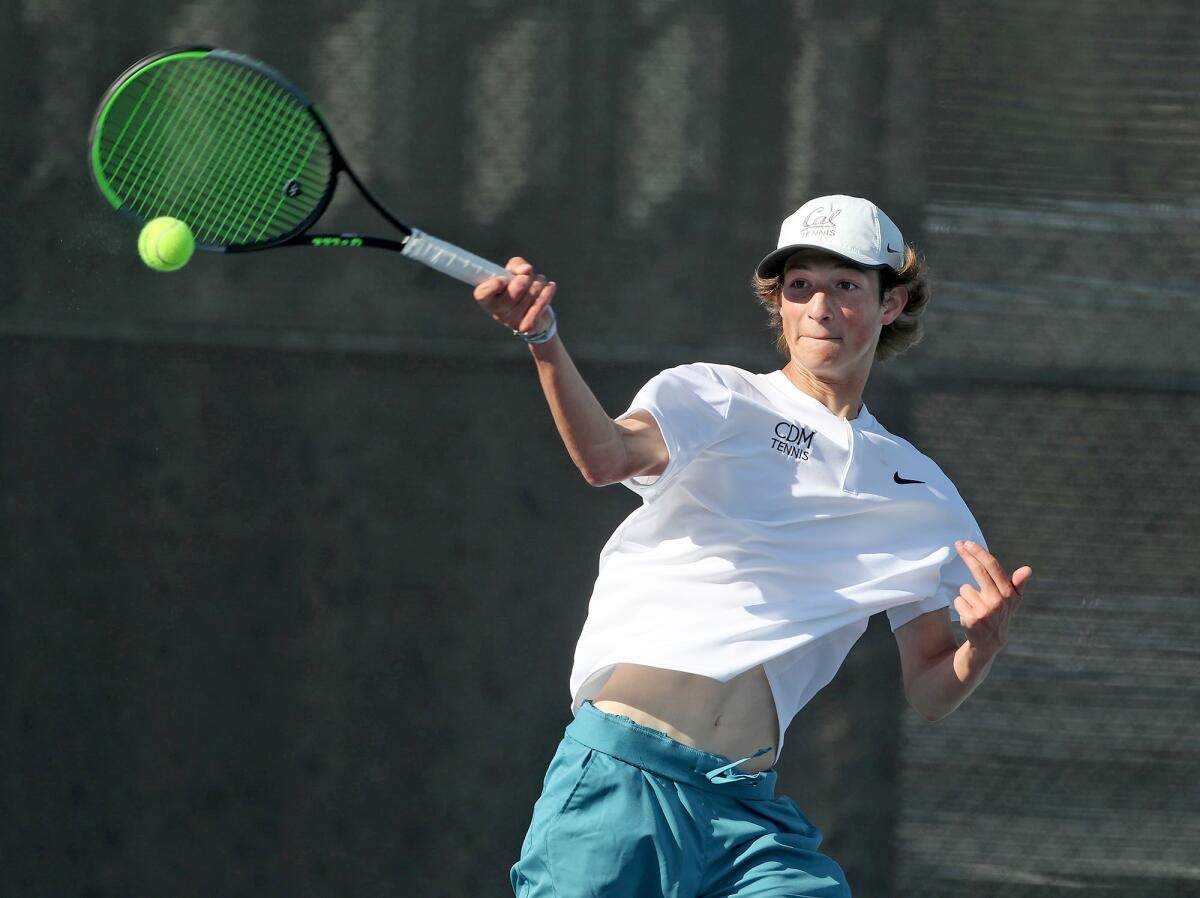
top-left (402, 229), bottom-right (510, 285)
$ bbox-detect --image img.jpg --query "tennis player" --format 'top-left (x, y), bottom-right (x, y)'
top-left (475, 195), bottom-right (1031, 897)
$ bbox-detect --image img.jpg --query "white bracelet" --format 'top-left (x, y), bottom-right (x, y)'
top-left (514, 307), bottom-right (557, 344)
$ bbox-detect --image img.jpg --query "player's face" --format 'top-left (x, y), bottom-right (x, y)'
top-left (778, 251), bottom-right (887, 381)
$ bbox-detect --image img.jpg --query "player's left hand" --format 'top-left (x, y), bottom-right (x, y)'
top-left (953, 540), bottom-right (1032, 658)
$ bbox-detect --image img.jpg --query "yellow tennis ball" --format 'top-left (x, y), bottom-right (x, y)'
top-left (138, 217), bottom-right (195, 272)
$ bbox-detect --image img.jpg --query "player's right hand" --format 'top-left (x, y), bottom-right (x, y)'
top-left (474, 256), bottom-right (556, 337)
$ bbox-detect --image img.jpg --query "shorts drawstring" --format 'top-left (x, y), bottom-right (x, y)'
top-left (703, 746), bottom-right (773, 784)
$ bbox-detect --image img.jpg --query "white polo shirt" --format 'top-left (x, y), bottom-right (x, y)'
top-left (569, 363), bottom-right (984, 759)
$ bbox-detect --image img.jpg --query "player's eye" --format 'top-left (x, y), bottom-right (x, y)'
top-left (787, 278), bottom-right (809, 289)
top-left (837, 280), bottom-right (860, 291)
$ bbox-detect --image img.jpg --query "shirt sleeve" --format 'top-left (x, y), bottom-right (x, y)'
top-left (618, 364), bottom-right (733, 500)
top-left (885, 525), bottom-right (987, 631)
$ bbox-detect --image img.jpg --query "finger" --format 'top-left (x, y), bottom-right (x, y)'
top-left (957, 540), bottom-right (1009, 588)
top-left (525, 274), bottom-right (549, 301)
top-left (484, 277), bottom-right (528, 322)
top-left (474, 275), bottom-right (509, 302)
top-left (505, 273), bottom-right (534, 303)
top-left (955, 540), bottom-right (991, 592)
top-left (506, 256), bottom-right (535, 277)
top-left (514, 278), bottom-right (544, 320)
top-left (954, 592), bottom-right (981, 626)
top-left (957, 583), bottom-right (985, 613)
top-left (497, 279), bottom-right (545, 328)
top-left (488, 282), bottom-right (522, 315)
top-left (518, 281), bottom-right (557, 333)
top-left (1011, 566), bottom-right (1033, 594)
top-left (1008, 566), bottom-right (1032, 613)
top-left (956, 540), bottom-right (1016, 598)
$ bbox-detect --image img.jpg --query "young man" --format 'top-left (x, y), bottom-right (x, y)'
top-left (475, 195), bottom-right (1031, 897)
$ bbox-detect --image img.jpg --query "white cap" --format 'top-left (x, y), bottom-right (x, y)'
top-left (756, 195), bottom-right (905, 278)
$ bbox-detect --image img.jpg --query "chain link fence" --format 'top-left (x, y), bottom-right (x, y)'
top-left (3, 1), bottom-right (1197, 895)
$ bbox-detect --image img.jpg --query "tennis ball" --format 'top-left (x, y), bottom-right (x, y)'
top-left (138, 217), bottom-right (195, 272)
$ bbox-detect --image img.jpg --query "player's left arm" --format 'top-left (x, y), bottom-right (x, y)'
top-left (894, 540), bottom-right (1033, 721)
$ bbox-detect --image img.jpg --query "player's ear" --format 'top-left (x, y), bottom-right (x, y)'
top-left (882, 285), bottom-right (909, 324)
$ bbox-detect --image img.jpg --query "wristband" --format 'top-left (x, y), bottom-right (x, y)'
top-left (513, 307), bottom-right (557, 344)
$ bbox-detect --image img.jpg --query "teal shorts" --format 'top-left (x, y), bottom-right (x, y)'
top-left (510, 701), bottom-right (849, 897)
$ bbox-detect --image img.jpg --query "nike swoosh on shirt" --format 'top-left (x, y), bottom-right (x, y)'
top-left (893, 472), bottom-right (925, 485)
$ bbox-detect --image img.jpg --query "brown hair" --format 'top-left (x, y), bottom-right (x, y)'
top-left (751, 246), bottom-right (931, 362)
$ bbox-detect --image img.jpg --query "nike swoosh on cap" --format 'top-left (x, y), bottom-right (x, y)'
top-left (893, 472), bottom-right (925, 485)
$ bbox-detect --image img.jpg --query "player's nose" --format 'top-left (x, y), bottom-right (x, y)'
top-left (807, 290), bottom-right (833, 319)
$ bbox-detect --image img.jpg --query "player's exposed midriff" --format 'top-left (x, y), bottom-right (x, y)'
top-left (593, 663), bottom-right (779, 773)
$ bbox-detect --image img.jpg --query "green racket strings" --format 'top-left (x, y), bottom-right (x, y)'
top-left (94, 54), bottom-right (332, 248)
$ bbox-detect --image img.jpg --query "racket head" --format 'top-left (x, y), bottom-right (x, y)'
top-left (89, 47), bottom-right (338, 252)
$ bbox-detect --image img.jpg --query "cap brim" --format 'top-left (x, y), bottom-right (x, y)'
top-left (755, 244), bottom-right (894, 280)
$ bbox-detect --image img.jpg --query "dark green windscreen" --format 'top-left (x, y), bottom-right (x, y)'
top-left (91, 52), bottom-right (333, 249)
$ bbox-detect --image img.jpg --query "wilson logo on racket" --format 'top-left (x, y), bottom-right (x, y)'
top-left (312, 237), bottom-right (364, 248)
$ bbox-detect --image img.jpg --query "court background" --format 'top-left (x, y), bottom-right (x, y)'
top-left (3, 1), bottom-right (1199, 896)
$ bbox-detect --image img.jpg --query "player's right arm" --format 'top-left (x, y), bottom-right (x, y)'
top-left (474, 257), bottom-right (668, 486)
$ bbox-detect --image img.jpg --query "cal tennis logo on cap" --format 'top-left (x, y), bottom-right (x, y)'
top-left (755, 194), bottom-right (905, 278)
top-left (800, 204), bottom-right (842, 238)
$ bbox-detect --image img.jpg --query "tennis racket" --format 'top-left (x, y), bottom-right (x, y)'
top-left (88, 46), bottom-right (509, 285)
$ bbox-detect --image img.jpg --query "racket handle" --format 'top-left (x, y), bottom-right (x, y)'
top-left (402, 229), bottom-right (510, 285)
